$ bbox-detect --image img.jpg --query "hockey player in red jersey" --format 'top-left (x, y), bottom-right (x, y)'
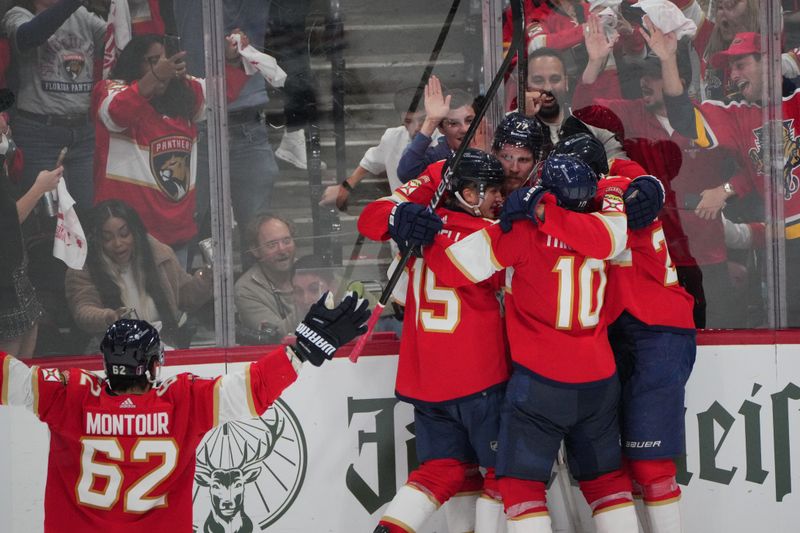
top-left (360, 149), bottom-right (511, 533)
top-left (0, 293), bottom-right (369, 533)
top-left (425, 155), bottom-right (638, 532)
top-left (557, 133), bottom-right (696, 533)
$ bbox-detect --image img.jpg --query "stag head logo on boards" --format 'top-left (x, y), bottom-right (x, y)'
top-left (192, 399), bottom-right (307, 532)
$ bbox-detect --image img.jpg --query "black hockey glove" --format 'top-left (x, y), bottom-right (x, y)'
top-left (388, 202), bottom-right (443, 248)
top-left (292, 291), bottom-right (371, 366)
top-left (499, 186), bottom-right (548, 232)
top-left (624, 175), bottom-right (665, 230)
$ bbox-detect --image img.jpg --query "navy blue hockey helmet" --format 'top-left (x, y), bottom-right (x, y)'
top-left (445, 148), bottom-right (505, 196)
top-left (492, 112), bottom-right (547, 157)
top-left (100, 319), bottom-right (164, 383)
top-left (551, 133), bottom-right (609, 176)
top-left (539, 154), bottom-right (598, 210)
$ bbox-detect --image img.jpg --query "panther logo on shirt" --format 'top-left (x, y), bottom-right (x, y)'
top-left (62, 53), bottom-right (85, 81)
top-left (150, 135), bottom-right (193, 201)
top-left (749, 120), bottom-right (800, 201)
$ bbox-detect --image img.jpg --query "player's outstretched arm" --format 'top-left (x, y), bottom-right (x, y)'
top-left (213, 293), bottom-right (371, 425)
top-left (289, 291), bottom-right (370, 367)
top-left (0, 353), bottom-right (38, 412)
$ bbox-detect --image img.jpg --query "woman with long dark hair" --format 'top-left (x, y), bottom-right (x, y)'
top-left (91, 32), bottom-right (250, 264)
top-left (65, 199), bottom-right (212, 348)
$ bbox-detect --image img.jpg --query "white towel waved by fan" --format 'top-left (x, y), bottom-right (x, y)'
top-left (230, 33), bottom-right (287, 88)
top-left (633, 0), bottom-right (697, 39)
top-left (53, 178), bottom-right (87, 270)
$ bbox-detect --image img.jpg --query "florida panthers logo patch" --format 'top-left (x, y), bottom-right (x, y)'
top-left (62, 53), bottom-right (85, 81)
top-left (150, 135), bottom-right (193, 202)
top-left (749, 120), bottom-right (800, 201)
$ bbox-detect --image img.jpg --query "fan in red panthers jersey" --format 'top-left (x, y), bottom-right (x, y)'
top-left (92, 32), bottom-right (251, 249)
top-left (367, 149), bottom-right (510, 533)
top-left (0, 294), bottom-right (369, 533)
top-left (424, 154), bottom-right (640, 532)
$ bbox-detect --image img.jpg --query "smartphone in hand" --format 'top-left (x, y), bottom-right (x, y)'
top-left (164, 34), bottom-right (182, 57)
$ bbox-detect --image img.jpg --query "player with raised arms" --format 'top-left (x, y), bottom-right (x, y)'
top-left (0, 292), bottom-right (370, 532)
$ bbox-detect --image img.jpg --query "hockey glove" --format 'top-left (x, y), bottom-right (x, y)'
top-left (624, 175), bottom-right (665, 230)
top-left (499, 186), bottom-right (548, 232)
top-left (388, 202), bottom-right (443, 248)
top-left (292, 291), bottom-right (371, 366)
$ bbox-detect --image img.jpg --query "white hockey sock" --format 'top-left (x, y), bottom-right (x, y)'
top-left (506, 513), bottom-right (552, 533)
top-left (445, 491), bottom-right (480, 532)
top-left (381, 484), bottom-right (440, 532)
top-left (593, 503), bottom-right (639, 533)
top-left (644, 498), bottom-right (682, 533)
top-left (475, 494), bottom-right (506, 533)
top-left (633, 496), bottom-right (651, 533)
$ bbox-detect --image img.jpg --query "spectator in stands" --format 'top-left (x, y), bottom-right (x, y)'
top-left (0, 111), bottom-right (62, 358)
top-left (292, 255), bottom-right (339, 316)
top-left (671, 0), bottom-right (759, 100)
top-left (91, 32), bottom-right (250, 266)
top-left (525, 47), bottom-right (628, 161)
top-left (268, 0), bottom-right (319, 171)
top-left (575, 13), bottom-right (743, 327)
top-left (397, 75), bottom-right (474, 182)
top-left (2, 0), bottom-right (107, 209)
top-left (65, 199), bottom-right (211, 349)
top-left (174, 0), bottom-right (282, 245)
top-left (235, 213), bottom-right (300, 344)
top-left (319, 86), bottom-right (437, 211)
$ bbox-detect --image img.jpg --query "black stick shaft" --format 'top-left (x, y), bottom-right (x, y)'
top-left (376, 0), bottom-right (526, 308)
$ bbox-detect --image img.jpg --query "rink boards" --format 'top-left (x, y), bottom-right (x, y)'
top-left (0, 342), bottom-right (799, 532)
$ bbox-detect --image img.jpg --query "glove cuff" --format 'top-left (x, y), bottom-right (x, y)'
top-left (284, 346), bottom-right (305, 374)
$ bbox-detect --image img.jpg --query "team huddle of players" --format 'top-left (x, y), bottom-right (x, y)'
top-left (358, 112), bottom-right (697, 533)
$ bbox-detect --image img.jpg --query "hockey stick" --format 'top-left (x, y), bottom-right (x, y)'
top-left (342, 0), bottom-right (458, 296)
top-left (349, 0), bottom-right (526, 362)
top-left (407, 0), bottom-right (462, 115)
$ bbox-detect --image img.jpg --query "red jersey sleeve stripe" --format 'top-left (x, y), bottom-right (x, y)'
top-left (245, 363), bottom-right (258, 418)
top-left (212, 378), bottom-right (221, 427)
top-left (31, 365), bottom-right (39, 418)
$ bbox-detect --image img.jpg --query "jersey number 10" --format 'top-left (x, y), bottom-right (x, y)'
top-left (553, 257), bottom-right (607, 329)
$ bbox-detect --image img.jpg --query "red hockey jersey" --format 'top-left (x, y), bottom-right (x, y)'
top-left (596, 177), bottom-right (695, 330)
top-left (425, 192), bottom-right (628, 384)
top-left (0, 348), bottom-right (298, 533)
top-left (393, 208), bottom-right (509, 403)
top-left (92, 68), bottom-right (248, 245)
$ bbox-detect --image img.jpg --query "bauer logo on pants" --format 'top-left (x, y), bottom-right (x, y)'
top-left (192, 399), bottom-right (307, 532)
top-left (150, 135), bottom-right (193, 202)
